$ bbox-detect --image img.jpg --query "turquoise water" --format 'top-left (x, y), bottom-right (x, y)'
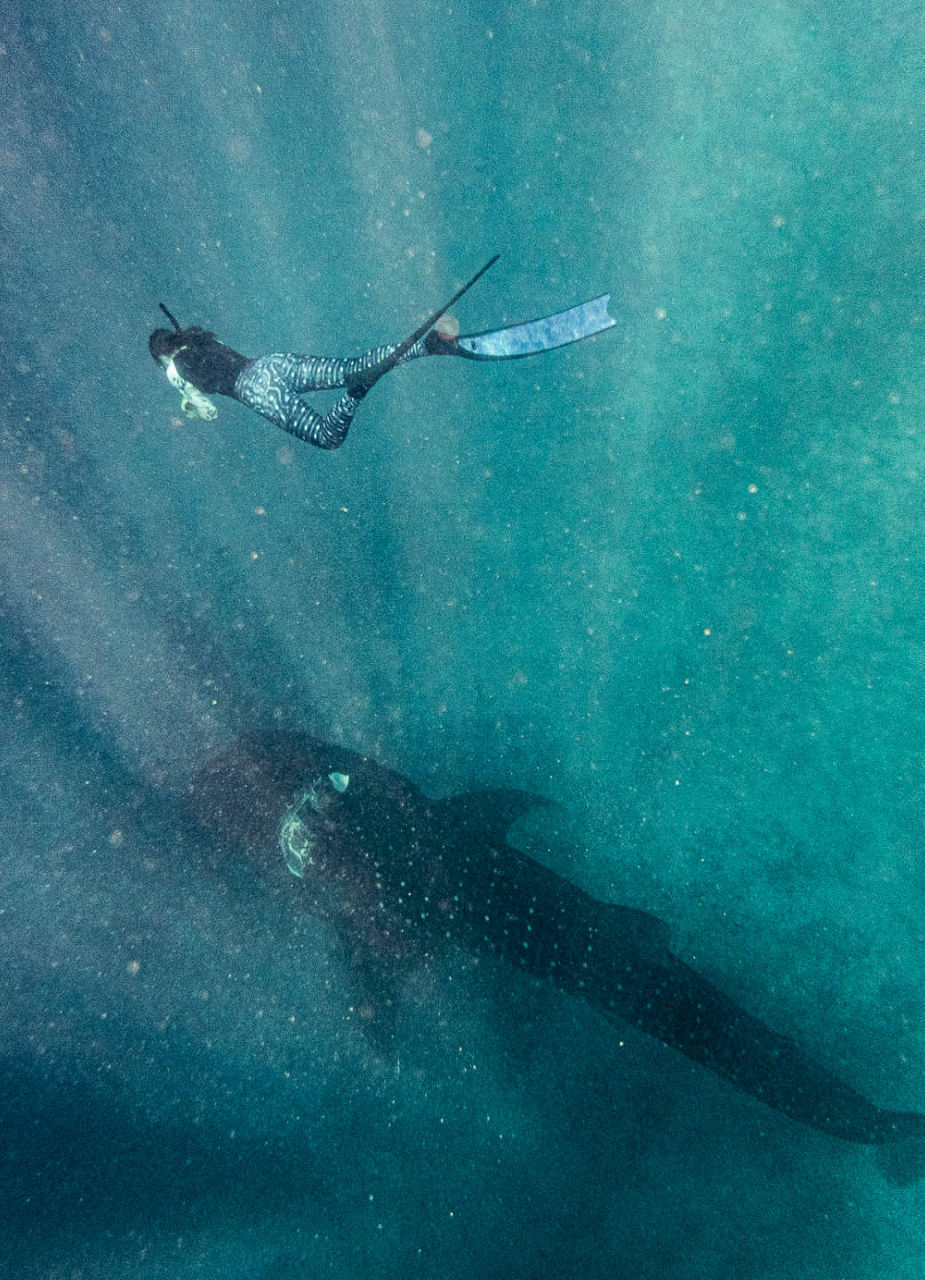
top-left (1, 1), bottom-right (923, 1276)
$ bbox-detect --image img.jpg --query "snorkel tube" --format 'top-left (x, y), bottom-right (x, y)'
top-left (158, 302), bottom-right (183, 333)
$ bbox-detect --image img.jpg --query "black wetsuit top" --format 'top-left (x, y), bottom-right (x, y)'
top-left (173, 333), bottom-right (252, 397)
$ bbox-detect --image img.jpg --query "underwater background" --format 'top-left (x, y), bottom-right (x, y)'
top-left (1, 0), bottom-right (923, 1276)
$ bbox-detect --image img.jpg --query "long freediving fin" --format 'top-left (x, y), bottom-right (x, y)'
top-left (428, 294), bottom-right (616, 360)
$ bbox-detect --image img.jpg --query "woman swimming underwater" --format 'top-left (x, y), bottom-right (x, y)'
top-left (149, 258), bottom-right (616, 450)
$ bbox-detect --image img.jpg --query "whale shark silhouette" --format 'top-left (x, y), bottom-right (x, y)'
top-left (186, 731), bottom-right (925, 1182)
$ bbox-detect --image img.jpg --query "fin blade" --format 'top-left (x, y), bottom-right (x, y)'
top-left (456, 294), bottom-right (616, 360)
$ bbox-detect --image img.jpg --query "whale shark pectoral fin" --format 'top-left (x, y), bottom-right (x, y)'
top-left (342, 939), bottom-right (411, 1058)
top-left (425, 789), bottom-right (555, 848)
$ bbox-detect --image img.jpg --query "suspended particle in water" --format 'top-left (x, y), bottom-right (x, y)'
top-left (228, 135), bottom-right (252, 164)
top-left (436, 313), bottom-right (460, 338)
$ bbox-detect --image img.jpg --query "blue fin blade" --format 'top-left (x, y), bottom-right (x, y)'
top-left (456, 294), bottom-right (616, 360)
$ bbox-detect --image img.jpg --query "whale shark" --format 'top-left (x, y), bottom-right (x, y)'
top-left (186, 730), bottom-right (925, 1181)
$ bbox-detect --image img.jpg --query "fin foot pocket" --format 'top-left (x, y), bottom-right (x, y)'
top-left (347, 256), bottom-right (499, 395)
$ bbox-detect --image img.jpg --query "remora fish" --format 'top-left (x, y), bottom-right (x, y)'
top-left (187, 731), bottom-right (924, 1178)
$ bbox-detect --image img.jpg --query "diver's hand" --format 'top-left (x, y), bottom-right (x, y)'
top-left (181, 395), bottom-right (218, 421)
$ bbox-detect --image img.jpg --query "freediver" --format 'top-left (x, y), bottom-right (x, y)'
top-left (148, 257), bottom-right (616, 449)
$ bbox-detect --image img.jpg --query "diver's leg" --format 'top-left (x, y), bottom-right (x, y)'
top-left (267, 342), bottom-right (430, 393)
top-left (234, 357), bottom-right (361, 449)
top-left (276, 259), bottom-right (500, 395)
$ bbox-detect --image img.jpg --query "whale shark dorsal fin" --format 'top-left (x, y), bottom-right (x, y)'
top-left (426, 789), bottom-right (554, 846)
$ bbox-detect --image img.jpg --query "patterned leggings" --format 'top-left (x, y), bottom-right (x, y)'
top-left (232, 339), bottom-right (427, 450)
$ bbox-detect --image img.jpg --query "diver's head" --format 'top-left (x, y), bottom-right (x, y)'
top-left (149, 328), bottom-right (183, 364)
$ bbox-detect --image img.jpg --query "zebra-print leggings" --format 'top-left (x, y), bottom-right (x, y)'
top-left (232, 339), bottom-right (427, 450)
